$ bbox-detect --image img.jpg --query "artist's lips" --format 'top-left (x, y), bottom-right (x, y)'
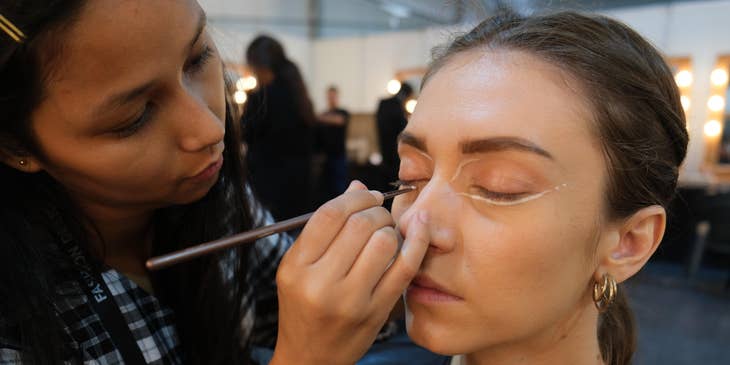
top-left (407, 275), bottom-right (463, 303)
top-left (188, 155), bottom-right (223, 182)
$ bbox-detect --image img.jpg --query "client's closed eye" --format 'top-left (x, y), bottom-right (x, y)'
top-left (469, 186), bottom-right (529, 203)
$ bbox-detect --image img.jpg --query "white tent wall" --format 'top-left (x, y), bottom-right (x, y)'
top-left (200, 0), bottom-right (730, 178)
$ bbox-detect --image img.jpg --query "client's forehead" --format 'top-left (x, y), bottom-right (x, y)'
top-left (404, 49), bottom-right (601, 180)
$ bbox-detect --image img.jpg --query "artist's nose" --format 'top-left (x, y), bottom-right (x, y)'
top-left (172, 89), bottom-right (225, 153)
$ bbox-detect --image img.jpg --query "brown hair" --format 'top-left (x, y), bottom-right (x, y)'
top-left (424, 11), bottom-right (688, 365)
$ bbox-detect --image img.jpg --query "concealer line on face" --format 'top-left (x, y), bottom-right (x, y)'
top-left (451, 158), bottom-right (482, 182)
top-left (415, 149), bottom-right (433, 162)
top-left (458, 183), bottom-right (568, 207)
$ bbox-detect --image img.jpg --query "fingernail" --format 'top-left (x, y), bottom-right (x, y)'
top-left (417, 211), bottom-right (430, 224)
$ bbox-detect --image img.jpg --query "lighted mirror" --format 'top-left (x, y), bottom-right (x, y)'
top-left (668, 56), bottom-right (692, 124)
top-left (706, 55), bottom-right (730, 167)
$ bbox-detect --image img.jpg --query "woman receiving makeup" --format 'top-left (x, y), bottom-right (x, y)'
top-left (391, 11), bottom-right (688, 365)
top-left (0, 1), bottom-right (429, 364)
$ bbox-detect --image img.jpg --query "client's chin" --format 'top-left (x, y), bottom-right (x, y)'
top-left (405, 306), bottom-right (470, 356)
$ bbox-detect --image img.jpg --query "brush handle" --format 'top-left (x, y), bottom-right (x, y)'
top-left (146, 187), bottom-right (415, 270)
top-left (146, 213), bottom-right (313, 270)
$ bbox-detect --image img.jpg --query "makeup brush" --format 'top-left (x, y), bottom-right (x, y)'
top-left (146, 186), bottom-right (416, 270)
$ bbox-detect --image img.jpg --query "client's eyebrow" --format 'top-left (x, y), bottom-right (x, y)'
top-left (398, 132), bottom-right (553, 160)
top-left (461, 137), bottom-right (553, 160)
top-left (398, 132), bottom-right (428, 153)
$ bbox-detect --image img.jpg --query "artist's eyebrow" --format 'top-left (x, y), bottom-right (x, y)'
top-left (461, 137), bottom-right (554, 160)
top-left (93, 81), bottom-right (154, 119)
top-left (92, 11), bottom-right (207, 118)
top-left (398, 131), bottom-right (428, 153)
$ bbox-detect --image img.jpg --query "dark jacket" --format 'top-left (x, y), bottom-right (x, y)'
top-left (242, 79), bottom-right (314, 220)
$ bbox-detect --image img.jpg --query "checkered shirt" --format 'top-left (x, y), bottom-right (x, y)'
top-left (0, 212), bottom-right (291, 364)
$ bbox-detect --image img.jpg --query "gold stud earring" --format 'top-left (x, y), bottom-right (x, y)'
top-left (593, 273), bottom-right (617, 313)
top-left (19, 159), bottom-right (27, 166)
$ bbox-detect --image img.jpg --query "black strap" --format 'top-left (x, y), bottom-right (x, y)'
top-left (50, 211), bottom-right (148, 365)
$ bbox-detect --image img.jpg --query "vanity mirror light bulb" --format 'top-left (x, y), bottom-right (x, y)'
top-left (675, 70), bottom-right (693, 88)
top-left (704, 120), bottom-right (722, 138)
top-left (234, 90), bottom-right (247, 105)
top-left (708, 95), bottom-right (725, 112)
top-left (387, 79), bottom-right (402, 95)
top-left (711, 68), bottom-right (728, 87)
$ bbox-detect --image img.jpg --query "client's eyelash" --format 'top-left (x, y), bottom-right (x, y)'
top-left (461, 183), bottom-right (568, 207)
top-left (389, 179), bottom-right (564, 207)
top-left (112, 103), bottom-right (155, 138)
top-left (391, 180), bottom-right (525, 200)
top-left (390, 179), bottom-right (420, 190)
top-left (471, 186), bottom-right (528, 202)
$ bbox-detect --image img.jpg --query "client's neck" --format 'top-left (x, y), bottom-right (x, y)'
top-left (466, 301), bottom-right (605, 365)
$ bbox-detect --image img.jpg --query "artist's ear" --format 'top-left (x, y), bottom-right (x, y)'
top-left (594, 205), bottom-right (666, 283)
top-left (0, 150), bottom-right (44, 173)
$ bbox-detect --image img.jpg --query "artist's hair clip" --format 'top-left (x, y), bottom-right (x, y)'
top-left (0, 14), bottom-right (26, 43)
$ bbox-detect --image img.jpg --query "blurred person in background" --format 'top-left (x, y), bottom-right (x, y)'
top-left (315, 85), bottom-right (350, 203)
top-left (376, 82), bottom-right (413, 202)
top-left (242, 35), bottom-right (315, 221)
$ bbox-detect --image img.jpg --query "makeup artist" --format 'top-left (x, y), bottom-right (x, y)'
top-left (0, 1), bottom-right (429, 364)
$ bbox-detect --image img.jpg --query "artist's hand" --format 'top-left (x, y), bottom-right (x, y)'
top-left (270, 180), bottom-right (430, 365)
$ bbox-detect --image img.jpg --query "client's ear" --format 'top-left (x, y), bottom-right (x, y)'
top-left (0, 150), bottom-right (44, 173)
top-left (595, 205), bottom-right (666, 283)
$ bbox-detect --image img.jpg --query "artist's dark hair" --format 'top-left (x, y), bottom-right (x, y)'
top-left (424, 11), bottom-right (688, 365)
top-left (246, 34), bottom-right (316, 126)
top-left (0, 2), bottom-right (257, 364)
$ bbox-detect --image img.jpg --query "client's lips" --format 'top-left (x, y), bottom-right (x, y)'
top-left (407, 274), bottom-right (463, 302)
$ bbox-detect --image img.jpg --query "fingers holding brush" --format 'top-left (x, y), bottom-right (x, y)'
top-left (287, 180), bottom-right (383, 265)
top-left (317, 205), bottom-right (395, 279)
top-left (345, 225), bottom-right (400, 292)
top-left (372, 210), bottom-right (430, 308)
top-left (272, 181), bottom-right (416, 365)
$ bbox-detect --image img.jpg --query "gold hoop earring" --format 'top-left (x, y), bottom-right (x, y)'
top-left (593, 273), bottom-right (617, 313)
top-left (19, 159), bottom-right (27, 167)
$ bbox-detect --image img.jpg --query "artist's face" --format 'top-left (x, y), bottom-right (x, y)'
top-left (392, 50), bottom-right (608, 355)
top-left (28, 0), bottom-right (225, 211)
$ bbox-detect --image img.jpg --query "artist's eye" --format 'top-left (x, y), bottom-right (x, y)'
top-left (111, 103), bottom-right (155, 138)
top-left (185, 45), bottom-right (214, 75)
